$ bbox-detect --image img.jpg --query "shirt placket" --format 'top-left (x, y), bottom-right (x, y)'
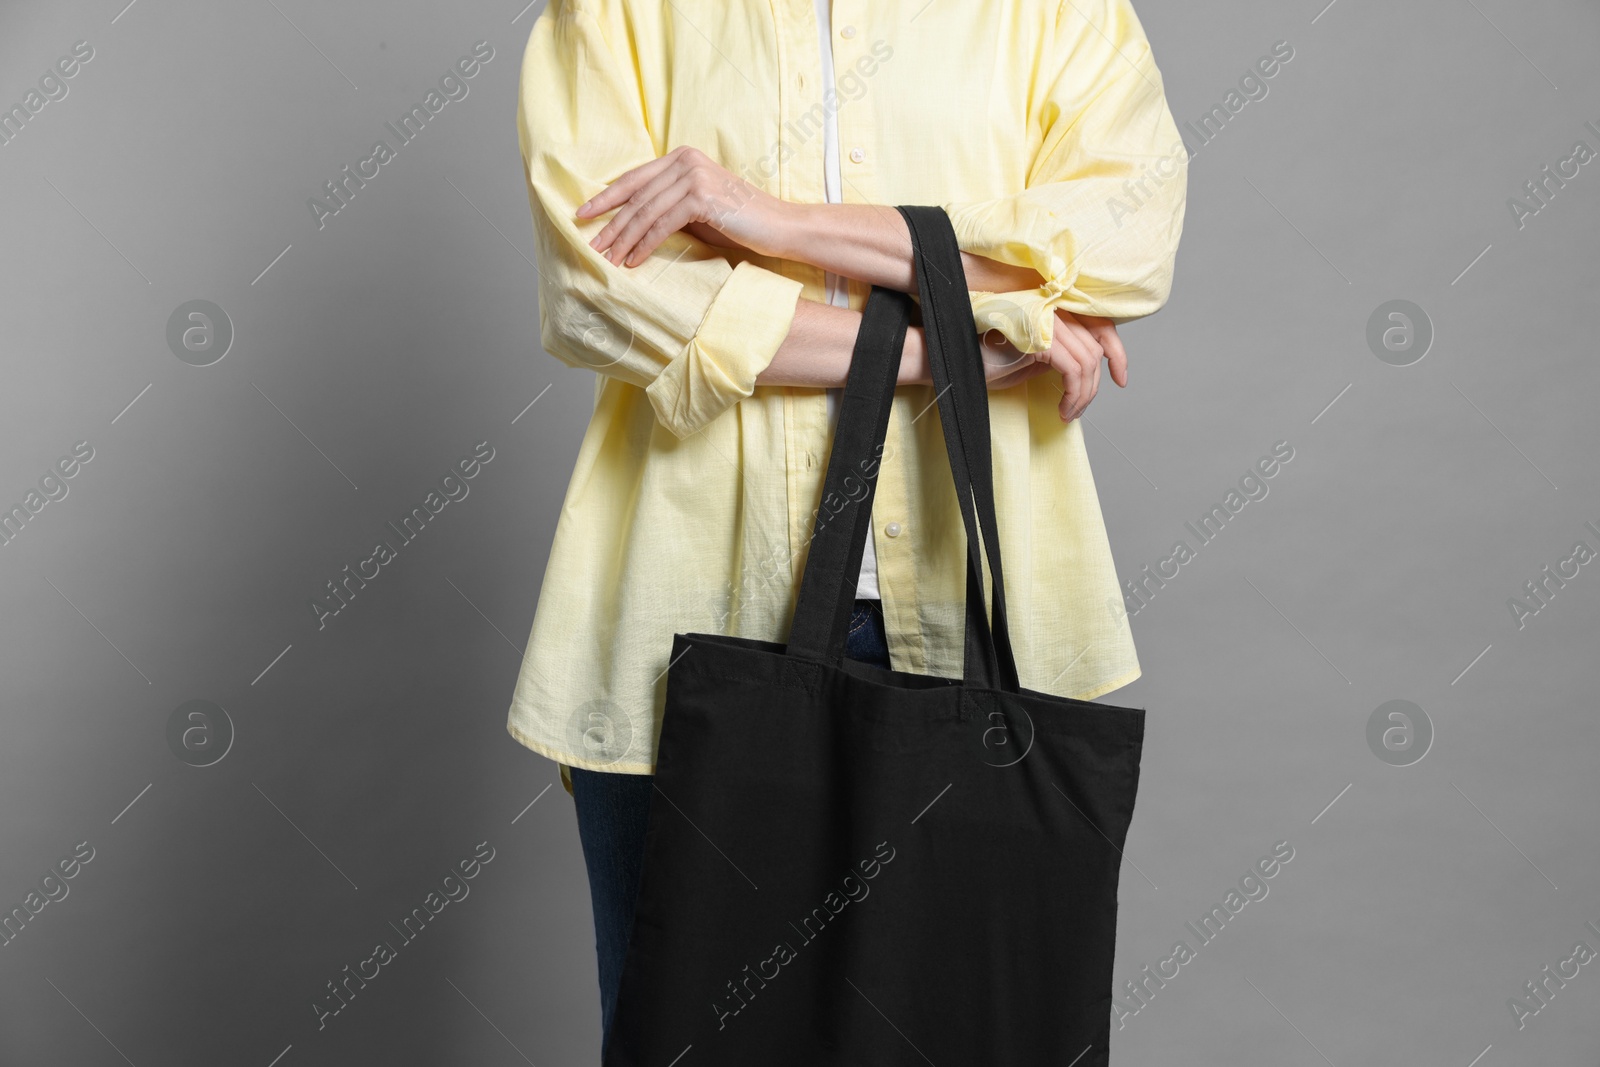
top-left (827, 1), bottom-right (919, 674)
top-left (774, 0), bottom-right (917, 673)
top-left (777, 0), bottom-right (823, 582)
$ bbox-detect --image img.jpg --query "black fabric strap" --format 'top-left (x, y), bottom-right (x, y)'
top-left (786, 285), bottom-right (915, 665)
top-left (786, 206), bottom-right (1020, 693)
top-left (898, 205), bottom-right (1020, 692)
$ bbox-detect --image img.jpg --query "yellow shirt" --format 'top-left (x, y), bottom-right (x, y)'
top-left (507, 0), bottom-right (1187, 784)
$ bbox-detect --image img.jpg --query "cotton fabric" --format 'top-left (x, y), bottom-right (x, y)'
top-left (570, 599), bottom-right (890, 1057)
top-left (508, 0), bottom-right (1187, 777)
top-left (815, 0), bottom-right (882, 600)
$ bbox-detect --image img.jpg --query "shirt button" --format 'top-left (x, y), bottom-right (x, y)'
top-left (849, 147), bottom-right (865, 164)
top-left (884, 521), bottom-right (902, 537)
top-left (841, 25), bottom-right (857, 38)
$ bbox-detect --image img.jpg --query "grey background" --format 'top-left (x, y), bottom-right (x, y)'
top-left (1, 0), bottom-right (1596, 1063)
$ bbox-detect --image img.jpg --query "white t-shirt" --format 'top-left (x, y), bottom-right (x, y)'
top-left (816, 0), bottom-right (881, 600)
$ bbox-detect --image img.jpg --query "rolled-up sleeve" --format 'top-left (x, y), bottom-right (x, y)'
top-left (517, 1), bottom-right (803, 439)
top-left (941, 0), bottom-right (1188, 353)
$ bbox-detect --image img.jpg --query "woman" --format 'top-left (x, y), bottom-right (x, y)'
top-left (508, 0), bottom-right (1186, 1053)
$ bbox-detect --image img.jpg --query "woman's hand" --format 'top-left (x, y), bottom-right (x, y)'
top-left (575, 146), bottom-right (1130, 421)
top-left (577, 146), bottom-right (780, 266)
top-left (975, 311), bottom-right (1129, 422)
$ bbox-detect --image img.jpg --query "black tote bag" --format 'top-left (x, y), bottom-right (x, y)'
top-left (603, 205), bottom-right (1147, 1067)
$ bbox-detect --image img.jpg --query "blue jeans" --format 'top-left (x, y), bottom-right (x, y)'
top-left (570, 598), bottom-right (890, 1058)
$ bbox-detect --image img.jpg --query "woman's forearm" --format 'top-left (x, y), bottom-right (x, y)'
top-left (755, 297), bottom-right (929, 388)
top-left (748, 201), bottom-right (1037, 389)
top-left (760, 201), bottom-right (1044, 296)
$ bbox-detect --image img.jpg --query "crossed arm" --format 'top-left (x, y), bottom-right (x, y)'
top-left (575, 146), bottom-right (1128, 422)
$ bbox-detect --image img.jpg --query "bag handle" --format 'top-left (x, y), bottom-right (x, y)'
top-left (786, 205), bottom-right (1020, 693)
top-left (785, 284), bottom-right (915, 666)
top-left (900, 204), bottom-right (1020, 692)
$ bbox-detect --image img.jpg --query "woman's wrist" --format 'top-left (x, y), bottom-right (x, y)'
top-left (757, 201), bottom-right (916, 291)
top-left (757, 199), bottom-right (818, 263)
top-left (896, 326), bottom-right (930, 386)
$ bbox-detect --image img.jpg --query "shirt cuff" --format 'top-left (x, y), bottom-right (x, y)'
top-left (645, 260), bottom-right (804, 440)
top-left (968, 284), bottom-right (1074, 356)
top-left (946, 201), bottom-right (1081, 356)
